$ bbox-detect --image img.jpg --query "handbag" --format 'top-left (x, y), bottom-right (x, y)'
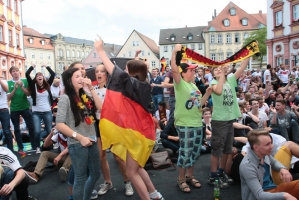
top-left (150, 151), bottom-right (176, 171)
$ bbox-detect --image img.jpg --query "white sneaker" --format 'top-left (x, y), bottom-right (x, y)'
top-left (59, 167), bottom-right (68, 182)
top-left (125, 181), bottom-right (134, 196)
top-left (36, 147), bottom-right (41, 154)
top-left (98, 181), bottom-right (113, 195)
top-left (91, 189), bottom-right (98, 199)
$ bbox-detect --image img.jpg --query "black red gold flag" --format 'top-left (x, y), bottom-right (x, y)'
top-left (160, 57), bottom-right (166, 72)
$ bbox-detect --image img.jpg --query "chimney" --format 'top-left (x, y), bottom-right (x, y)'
top-left (208, 21), bottom-right (212, 25)
top-left (259, 10), bottom-right (262, 14)
top-left (214, 9), bottom-right (216, 18)
top-left (185, 25), bottom-right (187, 28)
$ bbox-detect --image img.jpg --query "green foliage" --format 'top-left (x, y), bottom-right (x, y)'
top-left (243, 27), bottom-right (267, 67)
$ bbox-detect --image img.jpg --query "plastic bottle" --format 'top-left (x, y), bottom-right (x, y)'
top-left (214, 179), bottom-right (220, 200)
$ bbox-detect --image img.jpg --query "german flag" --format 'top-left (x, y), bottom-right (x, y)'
top-left (160, 57), bottom-right (166, 72)
top-left (100, 66), bottom-right (155, 167)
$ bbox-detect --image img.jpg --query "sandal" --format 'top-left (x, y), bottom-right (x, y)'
top-left (177, 178), bottom-right (191, 193)
top-left (186, 175), bottom-right (201, 188)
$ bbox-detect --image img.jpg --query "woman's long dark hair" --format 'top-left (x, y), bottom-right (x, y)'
top-left (62, 67), bottom-right (96, 126)
top-left (28, 72), bottom-right (50, 93)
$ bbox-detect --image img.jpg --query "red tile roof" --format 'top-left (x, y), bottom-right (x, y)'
top-left (23, 26), bottom-right (49, 38)
top-left (203, 1), bottom-right (267, 32)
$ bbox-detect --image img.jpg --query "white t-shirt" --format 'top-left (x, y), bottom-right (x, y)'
top-left (32, 86), bottom-right (51, 112)
top-left (249, 110), bottom-right (268, 128)
top-left (278, 69), bottom-right (290, 83)
top-left (94, 86), bottom-right (106, 120)
top-left (252, 71), bottom-right (262, 77)
top-left (0, 147), bottom-right (22, 172)
top-left (259, 103), bottom-right (269, 113)
top-left (50, 85), bottom-right (60, 100)
top-left (51, 132), bottom-right (68, 151)
top-left (295, 71), bottom-right (299, 79)
top-left (240, 78), bottom-right (250, 92)
top-left (163, 88), bottom-right (170, 98)
top-left (263, 69), bottom-right (271, 84)
top-left (204, 73), bottom-right (213, 83)
top-left (155, 109), bottom-right (170, 121)
top-left (0, 80), bottom-right (8, 109)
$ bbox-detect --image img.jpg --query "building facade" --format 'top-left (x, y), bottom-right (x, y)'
top-left (203, 2), bottom-right (267, 67)
top-left (23, 26), bottom-right (54, 77)
top-left (116, 30), bottom-right (159, 70)
top-left (266, 0), bottom-right (299, 68)
top-left (44, 33), bottom-right (93, 76)
top-left (159, 26), bottom-right (206, 66)
top-left (82, 43), bottom-right (122, 68)
top-left (0, 0), bottom-right (25, 79)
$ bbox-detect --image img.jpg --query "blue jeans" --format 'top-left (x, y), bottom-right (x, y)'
top-left (161, 138), bottom-right (179, 153)
top-left (32, 111), bottom-right (52, 148)
top-left (0, 167), bottom-right (14, 200)
top-left (152, 94), bottom-right (163, 112)
top-left (10, 109), bottom-right (35, 150)
top-left (0, 109), bottom-right (13, 152)
top-left (68, 142), bottom-right (101, 200)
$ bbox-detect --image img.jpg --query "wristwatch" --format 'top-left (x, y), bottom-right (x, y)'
top-left (72, 132), bottom-right (77, 139)
top-left (280, 166), bottom-right (287, 170)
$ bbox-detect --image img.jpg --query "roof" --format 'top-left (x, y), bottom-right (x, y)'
top-left (102, 43), bottom-right (122, 57)
top-left (135, 31), bottom-right (159, 55)
top-left (44, 33), bottom-right (94, 46)
top-left (23, 26), bottom-right (49, 39)
top-left (203, 1), bottom-right (267, 32)
top-left (159, 26), bottom-right (206, 45)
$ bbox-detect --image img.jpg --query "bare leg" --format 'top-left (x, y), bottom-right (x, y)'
top-left (113, 153), bottom-right (129, 181)
top-left (284, 141), bottom-right (299, 158)
top-left (97, 137), bottom-right (112, 183)
top-left (219, 153), bottom-right (229, 169)
top-left (211, 155), bottom-right (219, 172)
top-left (126, 151), bottom-right (150, 200)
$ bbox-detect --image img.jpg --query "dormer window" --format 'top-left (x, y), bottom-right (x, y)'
top-left (41, 40), bottom-right (45, 45)
top-left (170, 34), bottom-right (176, 42)
top-left (223, 19), bottom-right (230, 27)
top-left (29, 37), bottom-right (33, 44)
top-left (230, 8), bottom-right (236, 16)
top-left (241, 18), bottom-right (248, 26)
top-left (187, 33), bottom-right (193, 40)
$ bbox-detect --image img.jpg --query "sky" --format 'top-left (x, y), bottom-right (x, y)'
top-left (21, 0), bottom-right (267, 46)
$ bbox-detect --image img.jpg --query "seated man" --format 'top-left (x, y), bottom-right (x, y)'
top-left (249, 98), bottom-right (269, 129)
top-left (25, 127), bottom-right (71, 183)
top-left (240, 129), bottom-right (299, 200)
top-left (270, 99), bottom-right (299, 144)
top-left (160, 120), bottom-right (179, 155)
top-left (0, 147), bottom-right (36, 200)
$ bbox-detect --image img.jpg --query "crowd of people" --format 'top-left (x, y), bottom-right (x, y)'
top-left (1, 37), bottom-right (299, 200)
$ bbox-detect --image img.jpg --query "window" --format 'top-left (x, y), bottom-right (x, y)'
top-left (41, 67), bottom-right (45, 74)
top-left (14, 0), bottom-right (17, 13)
top-left (226, 34), bottom-right (231, 43)
top-left (235, 34), bottom-right (240, 43)
top-left (128, 51), bottom-right (131, 57)
top-left (172, 45), bottom-right (175, 51)
top-left (218, 34), bottom-right (222, 43)
top-left (224, 19), bottom-right (230, 27)
top-left (164, 46), bottom-right (168, 52)
top-left (86, 51), bottom-right (89, 56)
top-left (59, 49), bottom-right (63, 57)
top-left (170, 37), bottom-right (175, 41)
top-left (293, 4), bottom-right (299, 21)
top-left (92, 53), bottom-right (96, 58)
top-left (148, 52), bottom-right (150, 56)
top-left (47, 54), bottom-right (50, 59)
top-left (276, 11), bottom-right (282, 26)
top-left (276, 57), bottom-right (283, 67)
top-left (40, 53), bottom-right (43, 59)
top-left (41, 40), bottom-right (45, 45)
top-left (136, 41), bottom-right (139, 46)
top-left (210, 34), bottom-right (215, 43)
top-left (226, 52), bottom-right (232, 58)
top-left (188, 35), bottom-right (193, 40)
top-left (77, 51), bottom-right (80, 58)
top-left (72, 50), bottom-right (75, 58)
top-left (218, 53), bottom-right (223, 61)
top-left (82, 51), bottom-right (85, 58)
top-left (123, 54), bottom-right (125, 58)
top-left (242, 18), bottom-right (248, 26)
top-left (32, 52), bottom-right (35, 59)
top-left (66, 50), bottom-right (70, 57)
top-left (141, 50), bottom-right (144, 56)
top-left (211, 53), bottom-right (216, 60)
top-left (191, 44), bottom-right (195, 50)
top-left (24, 51), bottom-right (27, 58)
top-left (8, 30), bottom-right (12, 45)
top-left (0, 25), bottom-right (3, 42)
top-left (132, 41), bottom-right (135, 46)
top-left (58, 62), bottom-right (62, 71)
top-left (16, 33), bottom-right (19, 46)
top-left (151, 61), bottom-right (156, 67)
top-left (244, 33), bottom-right (249, 39)
top-left (198, 43), bottom-right (202, 50)
top-left (29, 38), bottom-right (33, 44)
top-left (230, 8), bottom-right (236, 16)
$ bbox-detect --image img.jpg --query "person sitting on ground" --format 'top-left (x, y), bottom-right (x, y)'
top-left (0, 147), bottom-right (36, 200)
top-left (249, 98), bottom-right (269, 129)
top-left (155, 101), bottom-right (170, 129)
top-left (25, 127), bottom-right (71, 183)
top-left (240, 129), bottom-right (299, 200)
top-left (270, 99), bottom-right (299, 144)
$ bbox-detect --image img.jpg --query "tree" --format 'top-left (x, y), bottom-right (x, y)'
top-left (243, 27), bottom-right (267, 68)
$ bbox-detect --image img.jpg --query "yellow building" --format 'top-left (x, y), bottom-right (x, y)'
top-left (0, 0), bottom-right (25, 78)
top-left (203, 2), bottom-right (266, 67)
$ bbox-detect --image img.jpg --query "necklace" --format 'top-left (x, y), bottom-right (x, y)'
top-left (76, 94), bottom-right (95, 125)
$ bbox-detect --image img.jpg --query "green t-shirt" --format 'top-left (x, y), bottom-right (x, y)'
top-left (174, 78), bottom-right (202, 127)
top-left (210, 75), bottom-right (241, 121)
top-left (8, 79), bottom-right (29, 111)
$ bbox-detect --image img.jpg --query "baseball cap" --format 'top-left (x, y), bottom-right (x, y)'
top-left (179, 63), bottom-right (197, 73)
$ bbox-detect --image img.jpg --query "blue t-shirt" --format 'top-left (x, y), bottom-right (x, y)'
top-left (262, 163), bottom-right (277, 190)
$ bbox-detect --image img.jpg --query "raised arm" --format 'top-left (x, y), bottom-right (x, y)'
top-left (234, 58), bottom-right (250, 79)
top-left (170, 44), bottom-right (182, 84)
top-left (94, 36), bottom-right (114, 75)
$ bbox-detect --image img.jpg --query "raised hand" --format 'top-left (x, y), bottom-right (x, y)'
top-left (94, 35), bottom-right (104, 53)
